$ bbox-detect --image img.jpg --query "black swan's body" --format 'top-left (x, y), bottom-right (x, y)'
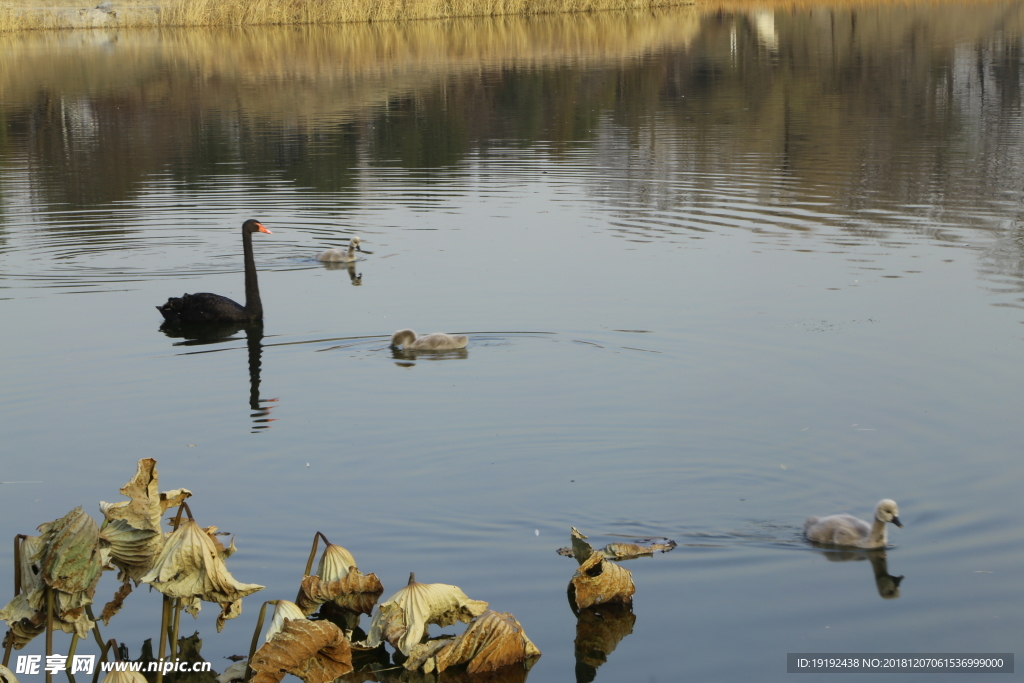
top-left (157, 219), bottom-right (272, 323)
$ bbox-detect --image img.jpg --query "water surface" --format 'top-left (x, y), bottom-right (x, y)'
top-left (1, 4), bottom-right (1022, 682)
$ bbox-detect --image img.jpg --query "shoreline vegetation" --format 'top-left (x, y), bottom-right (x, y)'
top-left (0, 0), bottom-right (988, 32)
top-left (3, 0), bottom-right (694, 32)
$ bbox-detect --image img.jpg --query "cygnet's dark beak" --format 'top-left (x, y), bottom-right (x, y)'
top-left (892, 516), bottom-right (903, 528)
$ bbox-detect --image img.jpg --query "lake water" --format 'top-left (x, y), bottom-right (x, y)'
top-left (1, 3), bottom-right (1022, 682)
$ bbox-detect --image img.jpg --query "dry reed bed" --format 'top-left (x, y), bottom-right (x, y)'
top-left (0, 10), bottom-right (704, 112)
top-left (0, 0), bottom-right (693, 31)
top-left (2, 0), bottom-right (1019, 122)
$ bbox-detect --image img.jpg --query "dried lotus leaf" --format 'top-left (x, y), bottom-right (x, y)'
top-left (249, 618), bottom-right (352, 683)
top-left (404, 610), bottom-right (540, 674)
top-left (100, 581), bottom-right (133, 624)
top-left (265, 601), bottom-right (307, 642)
top-left (100, 669), bottom-right (148, 683)
top-left (0, 594), bottom-right (45, 649)
top-left (363, 574), bottom-right (488, 655)
top-left (568, 554), bottom-right (635, 611)
top-left (296, 571), bottom-right (383, 616)
top-left (36, 507), bottom-right (105, 594)
top-left (100, 518), bottom-right (164, 584)
top-left (141, 520), bottom-right (263, 604)
top-left (15, 536), bottom-right (43, 594)
top-left (0, 664), bottom-right (19, 683)
top-left (570, 527), bottom-right (593, 565)
top-left (140, 519), bottom-right (262, 631)
top-left (99, 458), bottom-right (165, 533)
top-left (602, 540), bottom-right (676, 560)
top-left (215, 661), bottom-right (248, 683)
top-left (560, 529), bottom-right (676, 561)
top-left (316, 544), bottom-right (357, 581)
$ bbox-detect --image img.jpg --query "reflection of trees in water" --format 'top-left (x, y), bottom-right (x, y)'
top-left (2, 5), bottom-right (1023, 288)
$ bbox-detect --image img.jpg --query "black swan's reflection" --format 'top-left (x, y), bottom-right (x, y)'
top-left (571, 603), bottom-right (635, 683)
top-left (159, 320), bottom-right (278, 433)
top-left (815, 548), bottom-right (904, 599)
top-left (320, 260), bottom-right (363, 285)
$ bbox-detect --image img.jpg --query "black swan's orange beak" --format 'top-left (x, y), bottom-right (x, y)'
top-left (257, 223), bottom-right (272, 234)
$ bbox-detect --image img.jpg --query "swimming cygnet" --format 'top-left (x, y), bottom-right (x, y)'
top-left (316, 236), bottom-right (364, 262)
top-left (390, 329), bottom-right (468, 351)
top-left (804, 499), bottom-right (903, 549)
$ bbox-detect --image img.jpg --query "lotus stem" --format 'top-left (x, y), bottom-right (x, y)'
top-left (169, 502), bottom-right (194, 530)
top-left (45, 586), bottom-right (54, 683)
top-left (92, 638), bottom-right (120, 683)
top-left (3, 535), bottom-right (30, 667)
top-left (244, 601), bottom-right (274, 682)
top-left (156, 595), bottom-right (170, 683)
top-left (295, 532), bottom-right (331, 603)
top-left (170, 598), bottom-right (182, 662)
top-left (84, 606), bottom-right (105, 650)
top-left (12, 535), bottom-right (26, 595)
top-left (302, 532), bottom-right (331, 577)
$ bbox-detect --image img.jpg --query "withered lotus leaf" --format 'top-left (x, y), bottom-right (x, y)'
top-left (570, 527), bottom-right (594, 565)
top-left (215, 661), bottom-right (248, 683)
top-left (100, 581), bottom-right (134, 624)
top-left (404, 610), bottom-right (541, 674)
top-left (2, 512), bottom-right (106, 641)
top-left (100, 459), bottom-right (192, 533)
top-left (140, 519), bottom-right (263, 631)
top-left (15, 536), bottom-right (44, 594)
top-left (0, 538), bottom-right (47, 646)
top-left (601, 540), bottom-right (677, 560)
top-left (99, 669), bottom-right (149, 683)
top-left (0, 535), bottom-right (46, 645)
top-left (99, 459), bottom-right (192, 585)
top-left (568, 554), bottom-right (635, 611)
top-left (249, 618), bottom-right (353, 683)
top-left (363, 574), bottom-right (488, 656)
top-left (316, 544), bottom-right (357, 581)
top-left (561, 528), bottom-right (676, 562)
top-left (100, 519), bottom-right (165, 586)
top-left (0, 603), bottom-right (45, 650)
top-left (36, 507), bottom-right (106, 594)
top-left (296, 570), bottom-right (384, 616)
top-left (0, 664), bottom-right (20, 683)
top-left (265, 601), bottom-right (307, 642)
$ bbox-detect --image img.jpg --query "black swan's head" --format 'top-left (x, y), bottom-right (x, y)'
top-left (244, 219), bottom-right (272, 235)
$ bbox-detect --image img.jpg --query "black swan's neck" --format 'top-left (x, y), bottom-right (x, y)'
top-left (242, 227), bottom-right (262, 318)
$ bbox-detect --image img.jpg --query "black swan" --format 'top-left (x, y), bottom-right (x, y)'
top-left (157, 219), bottom-right (272, 323)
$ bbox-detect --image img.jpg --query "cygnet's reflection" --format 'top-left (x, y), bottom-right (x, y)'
top-left (390, 346), bottom-right (470, 366)
top-left (159, 320), bottom-right (279, 433)
top-left (814, 548), bottom-right (904, 599)
top-left (320, 260), bottom-right (362, 285)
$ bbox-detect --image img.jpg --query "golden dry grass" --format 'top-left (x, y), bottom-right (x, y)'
top-left (0, 0), bottom-right (1008, 32)
top-left (0, 0), bottom-right (695, 31)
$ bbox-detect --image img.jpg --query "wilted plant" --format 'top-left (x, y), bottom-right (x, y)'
top-left (0, 508), bottom-right (110, 682)
top-left (361, 572), bottom-right (489, 656)
top-left (99, 458), bottom-right (192, 621)
top-left (294, 533), bottom-right (383, 624)
top-left (245, 606), bottom-right (351, 683)
top-left (403, 609), bottom-right (541, 674)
